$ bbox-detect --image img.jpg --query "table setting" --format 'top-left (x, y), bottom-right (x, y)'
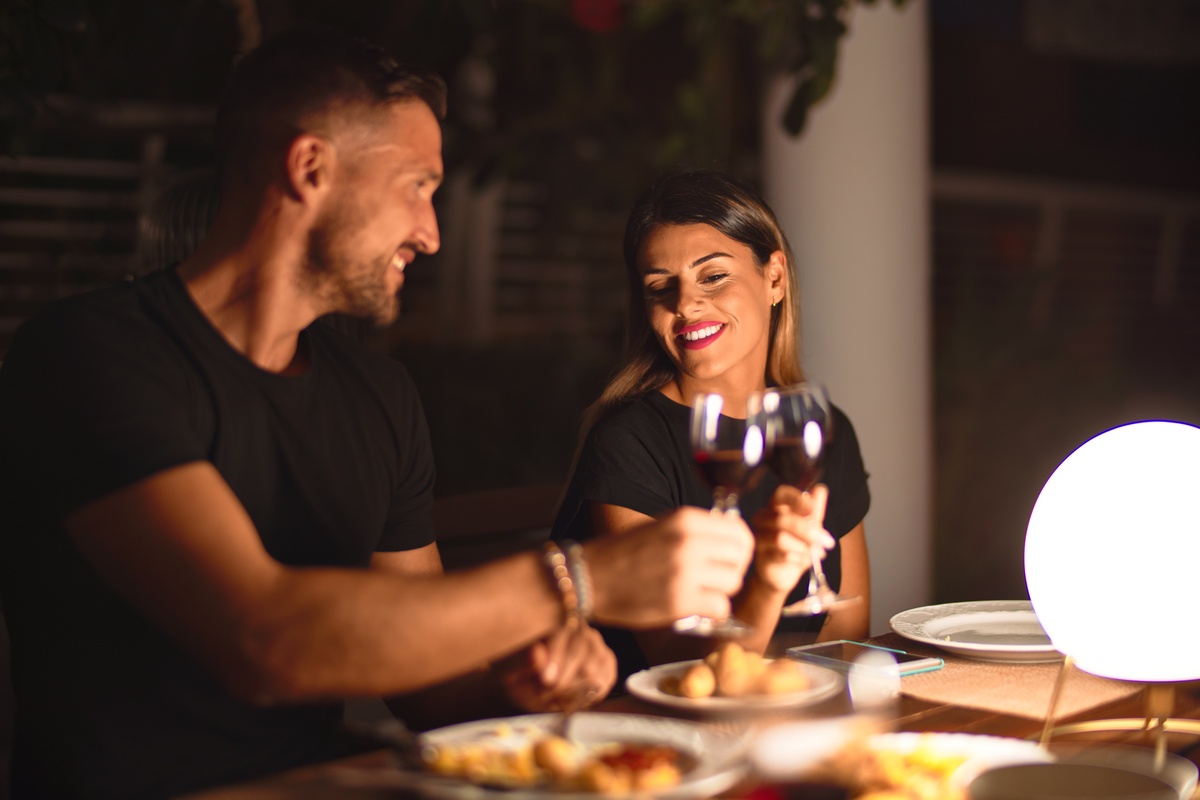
top-left (179, 419), bottom-right (1200, 799)
top-left (180, 609), bottom-right (1200, 800)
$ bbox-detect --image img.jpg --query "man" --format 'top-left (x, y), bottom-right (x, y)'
top-left (0, 26), bottom-right (754, 800)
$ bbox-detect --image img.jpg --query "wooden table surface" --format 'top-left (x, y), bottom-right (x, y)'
top-left (181, 637), bottom-right (1200, 799)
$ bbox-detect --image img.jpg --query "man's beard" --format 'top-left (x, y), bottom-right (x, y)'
top-left (305, 206), bottom-right (400, 327)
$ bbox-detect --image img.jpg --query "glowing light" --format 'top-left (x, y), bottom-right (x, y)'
top-left (1025, 421), bottom-right (1200, 682)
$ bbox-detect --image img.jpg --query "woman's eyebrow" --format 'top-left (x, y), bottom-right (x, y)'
top-left (690, 252), bottom-right (732, 268)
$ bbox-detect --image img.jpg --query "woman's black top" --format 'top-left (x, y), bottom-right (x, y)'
top-left (553, 390), bottom-right (870, 682)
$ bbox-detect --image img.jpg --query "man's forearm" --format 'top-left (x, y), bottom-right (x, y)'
top-left (237, 551), bottom-right (564, 703)
top-left (383, 667), bottom-right (521, 732)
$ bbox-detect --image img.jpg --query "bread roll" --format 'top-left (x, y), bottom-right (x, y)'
top-left (532, 735), bottom-right (578, 780)
top-left (677, 661), bottom-right (716, 698)
top-left (713, 641), bottom-right (759, 697)
top-left (756, 658), bottom-right (812, 695)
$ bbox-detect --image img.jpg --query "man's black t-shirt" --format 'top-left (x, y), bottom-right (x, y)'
top-left (0, 269), bottom-right (436, 799)
top-left (553, 390), bottom-right (870, 680)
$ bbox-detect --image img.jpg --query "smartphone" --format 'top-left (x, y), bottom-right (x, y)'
top-left (787, 640), bottom-right (944, 676)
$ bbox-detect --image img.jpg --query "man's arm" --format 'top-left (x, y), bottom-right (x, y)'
top-left (371, 546), bottom-right (444, 578)
top-left (590, 502), bottom-right (713, 667)
top-left (67, 462), bottom-right (564, 704)
top-left (370, 544), bottom-right (616, 730)
top-left (67, 461), bottom-right (752, 706)
top-left (367, 547), bottom-right (517, 730)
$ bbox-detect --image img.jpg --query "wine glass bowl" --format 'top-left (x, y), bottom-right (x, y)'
top-left (762, 382), bottom-right (859, 617)
top-left (689, 391), bottom-right (768, 516)
top-left (763, 384), bottom-right (830, 492)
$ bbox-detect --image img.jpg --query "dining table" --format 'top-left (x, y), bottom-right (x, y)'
top-left (179, 632), bottom-right (1200, 799)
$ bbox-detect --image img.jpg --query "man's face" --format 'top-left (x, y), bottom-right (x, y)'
top-left (305, 100), bottom-right (443, 326)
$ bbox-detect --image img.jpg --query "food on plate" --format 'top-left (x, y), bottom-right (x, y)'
top-left (659, 642), bottom-right (811, 699)
top-left (711, 641), bottom-right (764, 697)
top-left (573, 743), bottom-right (686, 793)
top-left (677, 660), bottom-right (717, 698)
top-left (805, 733), bottom-right (972, 800)
top-left (533, 734), bottom-right (580, 781)
top-left (757, 657), bottom-right (813, 695)
top-left (421, 725), bottom-right (689, 794)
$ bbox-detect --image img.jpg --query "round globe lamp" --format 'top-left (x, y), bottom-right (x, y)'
top-left (1025, 420), bottom-right (1200, 756)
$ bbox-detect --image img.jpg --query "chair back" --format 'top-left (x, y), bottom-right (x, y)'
top-left (433, 483), bottom-right (562, 571)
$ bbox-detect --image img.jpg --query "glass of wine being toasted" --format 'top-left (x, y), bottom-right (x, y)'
top-left (671, 391), bottom-right (768, 638)
top-left (690, 391), bottom-right (768, 516)
top-left (763, 382), bottom-right (860, 616)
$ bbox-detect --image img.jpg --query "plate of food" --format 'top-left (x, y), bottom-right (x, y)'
top-left (888, 600), bottom-right (1062, 663)
top-left (405, 712), bottom-right (749, 799)
top-left (625, 642), bottom-right (843, 712)
top-left (778, 729), bottom-right (1055, 799)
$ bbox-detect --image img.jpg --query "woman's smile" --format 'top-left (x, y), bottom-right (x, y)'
top-left (678, 321), bottom-right (726, 349)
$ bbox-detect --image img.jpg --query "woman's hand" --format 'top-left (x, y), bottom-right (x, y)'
top-left (749, 484), bottom-right (834, 594)
top-left (494, 623), bottom-right (617, 713)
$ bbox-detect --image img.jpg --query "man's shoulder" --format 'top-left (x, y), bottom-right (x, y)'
top-left (10, 276), bottom-right (165, 355)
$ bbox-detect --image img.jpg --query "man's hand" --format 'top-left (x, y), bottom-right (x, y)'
top-left (585, 506), bottom-right (755, 628)
top-left (750, 483), bottom-right (834, 593)
top-left (494, 624), bottom-right (616, 713)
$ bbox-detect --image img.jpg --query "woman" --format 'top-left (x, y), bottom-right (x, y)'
top-left (553, 169), bottom-right (871, 680)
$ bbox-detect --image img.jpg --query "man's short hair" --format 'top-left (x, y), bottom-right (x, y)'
top-left (214, 25), bottom-right (447, 179)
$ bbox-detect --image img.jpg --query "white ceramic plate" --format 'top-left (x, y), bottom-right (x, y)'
top-left (889, 600), bottom-right (1063, 663)
top-left (625, 658), bottom-right (843, 712)
top-left (870, 731), bottom-right (1056, 790)
top-left (396, 712), bottom-right (749, 800)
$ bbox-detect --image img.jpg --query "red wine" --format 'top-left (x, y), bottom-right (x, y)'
top-left (694, 449), bottom-right (766, 493)
top-left (766, 436), bottom-right (823, 489)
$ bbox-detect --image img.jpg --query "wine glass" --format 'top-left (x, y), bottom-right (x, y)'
top-left (672, 391), bottom-right (767, 638)
top-left (690, 390), bottom-right (769, 517)
top-left (763, 382), bottom-right (860, 616)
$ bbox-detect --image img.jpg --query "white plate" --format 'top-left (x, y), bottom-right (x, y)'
top-left (871, 731), bottom-right (1056, 789)
top-left (399, 712), bottom-right (749, 799)
top-left (625, 658), bottom-right (843, 712)
top-left (889, 600), bottom-right (1063, 663)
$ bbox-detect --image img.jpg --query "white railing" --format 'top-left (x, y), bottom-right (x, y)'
top-left (932, 169), bottom-right (1200, 312)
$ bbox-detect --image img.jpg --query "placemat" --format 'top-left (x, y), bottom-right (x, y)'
top-left (870, 632), bottom-right (1145, 720)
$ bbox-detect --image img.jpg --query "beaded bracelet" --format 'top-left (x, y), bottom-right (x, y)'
top-left (542, 541), bottom-right (580, 628)
top-left (561, 540), bottom-right (593, 623)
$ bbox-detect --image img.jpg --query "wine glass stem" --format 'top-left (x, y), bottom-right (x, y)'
top-left (809, 544), bottom-right (830, 593)
top-left (711, 490), bottom-right (741, 517)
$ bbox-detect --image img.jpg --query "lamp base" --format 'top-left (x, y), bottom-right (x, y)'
top-left (1043, 717), bottom-right (1200, 737)
top-left (1037, 660), bottom-right (1200, 771)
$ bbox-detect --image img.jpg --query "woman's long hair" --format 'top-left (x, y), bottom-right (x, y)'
top-left (582, 169), bottom-right (804, 433)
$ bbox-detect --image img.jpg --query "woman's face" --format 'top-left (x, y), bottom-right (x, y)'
top-left (637, 222), bottom-right (785, 395)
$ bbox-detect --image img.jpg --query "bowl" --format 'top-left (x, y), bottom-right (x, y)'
top-left (969, 743), bottom-right (1198, 800)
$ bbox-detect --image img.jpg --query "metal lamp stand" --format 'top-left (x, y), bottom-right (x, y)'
top-left (1038, 656), bottom-right (1200, 771)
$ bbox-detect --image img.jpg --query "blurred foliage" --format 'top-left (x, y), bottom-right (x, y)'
top-left (2, 0), bottom-right (903, 190)
top-left (427, 0), bottom-right (907, 202)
